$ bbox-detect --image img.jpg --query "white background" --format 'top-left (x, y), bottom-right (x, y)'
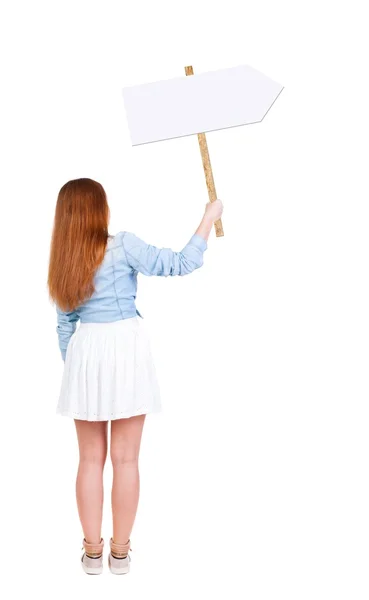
top-left (0, 1), bottom-right (368, 598)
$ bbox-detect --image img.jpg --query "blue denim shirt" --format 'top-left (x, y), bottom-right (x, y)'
top-left (56, 231), bottom-right (207, 360)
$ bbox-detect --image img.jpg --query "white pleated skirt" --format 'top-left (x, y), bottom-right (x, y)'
top-left (57, 317), bottom-right (161, 421)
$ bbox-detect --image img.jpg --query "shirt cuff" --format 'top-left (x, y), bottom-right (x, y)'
top-left (188, 234), bottom-right (208, 252)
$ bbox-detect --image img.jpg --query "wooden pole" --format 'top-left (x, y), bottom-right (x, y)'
top-left (185, 65), bottom-right (224, 237)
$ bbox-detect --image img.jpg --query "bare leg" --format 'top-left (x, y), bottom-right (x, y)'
top-left (110, 415), bottom-right (146, 546)
top-left (75, 420), bottom-right (108, 545)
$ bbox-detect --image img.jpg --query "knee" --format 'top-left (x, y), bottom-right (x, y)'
top-left (110, 446), bottom-right (139, 468)
top-left (79, 446), bottom-right (107, 469)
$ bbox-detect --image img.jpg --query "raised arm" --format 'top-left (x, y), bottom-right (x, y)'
top-left (56, 306), bottom-right (80, 361)
top-left (121, 200), bottom-right (223, 277)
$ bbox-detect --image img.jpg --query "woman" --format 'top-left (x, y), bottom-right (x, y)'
top-left (47, 178), bottom-right (223, 575)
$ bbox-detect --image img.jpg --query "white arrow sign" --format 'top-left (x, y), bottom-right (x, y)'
top-left (122, 64), bottom-right (283, 146)
top-left (122, 64), bottom-right (284, 237)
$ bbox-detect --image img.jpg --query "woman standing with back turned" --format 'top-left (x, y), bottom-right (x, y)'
top-left (47, 178), bottom-right (223, 575)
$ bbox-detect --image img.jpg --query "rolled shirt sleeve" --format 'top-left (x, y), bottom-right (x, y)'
top-left (121, 232), bottom-right (208, 276)
top-left (56, 306), bottom-right (80, 360)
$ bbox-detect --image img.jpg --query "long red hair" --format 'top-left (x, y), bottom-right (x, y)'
top-left (48, 178), bottom-right (109, 312)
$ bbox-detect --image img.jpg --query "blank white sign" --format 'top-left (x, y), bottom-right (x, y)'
top-left (122, 65), bottom-right (283, 145)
